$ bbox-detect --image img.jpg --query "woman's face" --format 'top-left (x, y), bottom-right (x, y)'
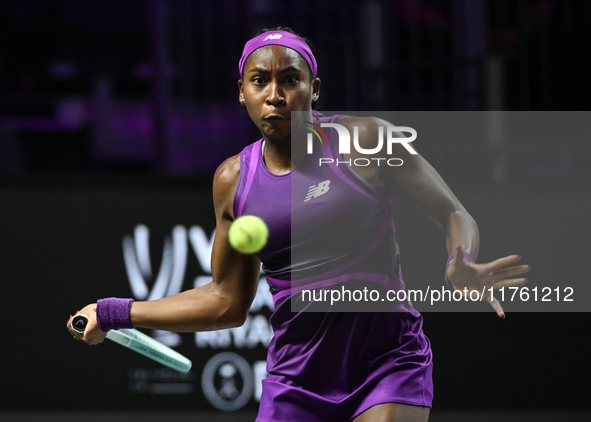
top-left (239, 45), bottom-right (320, 143)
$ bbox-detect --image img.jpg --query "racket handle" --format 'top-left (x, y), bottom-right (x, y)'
top-left (71, 313), bottom-right (192, 373)
top-left (71, 314), bottom-right (89, 334)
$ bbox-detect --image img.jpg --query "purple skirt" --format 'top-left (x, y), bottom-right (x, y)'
top-left (256, 297), bottom-right (433, 422)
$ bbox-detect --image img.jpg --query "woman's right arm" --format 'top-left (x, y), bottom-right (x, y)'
top-left (68, 154), bottom-right (261, 344)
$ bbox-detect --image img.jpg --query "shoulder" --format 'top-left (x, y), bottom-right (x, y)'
top-left (214, 153), bottom-right (241, 190)
top-left (213, 153), bottom-right (241, 219)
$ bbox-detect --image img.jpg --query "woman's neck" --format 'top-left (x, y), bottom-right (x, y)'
top-left (262, 137), bottom-right (293, 175)
top-left (260, 112), bottom-right (313, 174)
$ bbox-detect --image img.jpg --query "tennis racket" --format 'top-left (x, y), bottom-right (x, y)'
top-left (71, 314), bottom-right (192, 373)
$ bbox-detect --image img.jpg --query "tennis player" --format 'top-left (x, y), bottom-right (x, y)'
top-left (68, 27), bottom-right (530, 422)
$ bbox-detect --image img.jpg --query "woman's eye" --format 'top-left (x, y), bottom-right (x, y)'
top-left (286, 76), bottom-right (299, 84)
top-left (253, 77), bottom-right (265, 84)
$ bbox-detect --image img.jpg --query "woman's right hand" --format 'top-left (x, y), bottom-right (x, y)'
top-left (66, 303), bottom-right (108, 345)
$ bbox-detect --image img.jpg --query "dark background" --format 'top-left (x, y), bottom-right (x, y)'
top-left (1, 0), bottom-right (590, 419)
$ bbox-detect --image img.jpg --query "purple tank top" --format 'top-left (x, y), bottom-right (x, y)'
top-left (234, 113), bottom-right (409, 304)
top-left (234, 112), bottom-right (433, 421)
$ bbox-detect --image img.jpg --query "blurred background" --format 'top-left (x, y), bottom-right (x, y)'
top-left (1, 0), bottom-right (590, 421)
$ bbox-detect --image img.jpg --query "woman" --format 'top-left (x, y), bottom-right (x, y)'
top-left (68, 28), bottom-right (530, 422)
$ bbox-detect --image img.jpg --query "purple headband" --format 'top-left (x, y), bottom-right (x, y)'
top-left (239, 31), bottom-right (318, 77)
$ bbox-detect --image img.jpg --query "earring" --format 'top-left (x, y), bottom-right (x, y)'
top-left (240, 99), bottom-right (245, 105)
top-left (313, 94), bottom-right (319, 101)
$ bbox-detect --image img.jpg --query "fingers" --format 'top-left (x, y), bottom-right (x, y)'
top-left (485, 254), bottom-right (523, 272)
top-left (491, 264), bottom-right (531, 281)
top-left (488, 296), bottom-right (506, 319)
top-left (493, 277), bottom-right (529, 290)
top-left (67, 306), bottom-right (105, 345)
top-left (490, 262), bottom-right (531, 289)
top-left (451, 251), bottom-right (530, 319)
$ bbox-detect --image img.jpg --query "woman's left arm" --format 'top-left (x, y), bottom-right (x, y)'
top-left (344, 116), bottom-right (530, 317)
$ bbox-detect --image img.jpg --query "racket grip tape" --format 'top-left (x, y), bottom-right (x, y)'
top-left (71, 314), bottom-right (89, 334)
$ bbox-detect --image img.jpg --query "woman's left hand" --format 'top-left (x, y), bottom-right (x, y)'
top-left (67, 303), bottom-right (107, 345)
top-left (446, 247), bottom-right (531, 318)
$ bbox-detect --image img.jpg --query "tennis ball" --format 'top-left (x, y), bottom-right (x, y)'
top-left (228, 215), bottom-right (269, 254)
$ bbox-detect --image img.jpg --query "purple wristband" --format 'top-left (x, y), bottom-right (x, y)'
top-left (96, 297), bottom-right (135, 332)
top-left (445, 251), bottom-right (474, 289)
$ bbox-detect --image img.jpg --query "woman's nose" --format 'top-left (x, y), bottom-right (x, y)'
top-left (266, 82), bottom-right (285, 106)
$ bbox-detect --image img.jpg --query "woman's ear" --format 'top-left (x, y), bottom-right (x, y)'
top-left (238, 79), bottom-right (245, 104)
top-left (312, 77), bottom-right (321, 96)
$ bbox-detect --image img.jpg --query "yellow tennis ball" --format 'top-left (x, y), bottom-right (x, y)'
top-left (228, 215), bottom-right (269, 254)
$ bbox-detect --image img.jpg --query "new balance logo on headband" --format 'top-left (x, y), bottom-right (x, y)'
top-left (263, 34), bottom-right (283, 41)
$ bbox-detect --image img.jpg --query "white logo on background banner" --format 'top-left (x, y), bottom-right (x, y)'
top-left (122, 224), bottom-right (216, 346)
top-left (201, 352), bottom-right (255, 411)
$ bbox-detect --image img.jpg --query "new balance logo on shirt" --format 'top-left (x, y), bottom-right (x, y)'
top-left (304, 180), bottom-right (331, 202)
